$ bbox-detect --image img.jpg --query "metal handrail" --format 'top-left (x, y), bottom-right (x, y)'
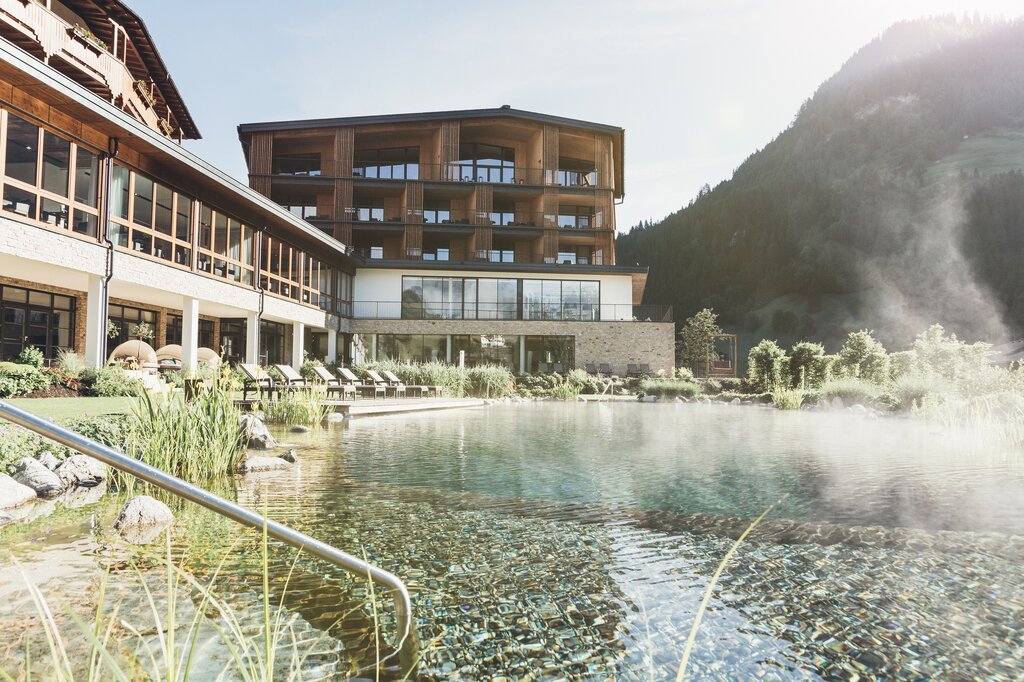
top-left (0, 401), bottom-right (418, 677)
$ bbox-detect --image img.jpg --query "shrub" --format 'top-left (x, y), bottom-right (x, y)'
top-left (703, 378), bottom-right (722, 394)
top-left (466, 365), bottom-right (515, 398)
top-left (819, 377), bottom-right (883, 406)
top-left (675, 367), bottom-right (695, 381)
top-left (82, 365), bottom-right (144, 397)
top-left (16, 345), bottom-right (45, 368)
top-left (789, 341), bottom-right (826, 389)
top-left (748, 339), bottom-right (789, 392)
top-left (566, 368), bottom-right (602, 394)
top-left (772, 389), bottom-right (805, 410)
top-left (639, 378), bottom-right (702, 399)
top-left (55, 348), bottom-right (86, 379)
top-left (0, 361), bottom-right (51, 397)
top-left (548, 380), bottom-right (581, 400)
top-left (718, 377), bottom-right (743, 392)
top-left (837, 330), bottom-right (889, 385)
top-left (300, 357), bottom-right (324, 381)
top-left (892, 372), bottom-right (950, 411)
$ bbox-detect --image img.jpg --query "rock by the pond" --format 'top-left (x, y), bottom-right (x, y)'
top-left (240, 413), bottom-right (278, 450)
top-left (279, 449), bottom-right (298, 463)
top-left (0, 474), bottom-right (36, 510)
top-left (37, 451), bottom-right (61, 471)
top-left (326, 412), bottom-right (346, 422)
top-left (730, 397), bottom-right (742, 405)
top-left (237, 456), bottom-right (291, 473)
top-left (12, 457), bottom-right (63, 498)
top-left (289, 424), bottom-right (311, 434)
top-left (114, 495), bottom-right (174, 545)
top-left (56, 455), bottom-right (107, 488)
top-left (61, 480), bottom-right (108, 508)
top-left (849, 403), bottom-right (868, 414)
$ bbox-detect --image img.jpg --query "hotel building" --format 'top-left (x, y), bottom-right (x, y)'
top-left (0, 0), bottom-right (674, 375)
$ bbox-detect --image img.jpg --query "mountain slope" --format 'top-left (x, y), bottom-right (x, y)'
top-left (617, 16), bottom-right (1024, 353)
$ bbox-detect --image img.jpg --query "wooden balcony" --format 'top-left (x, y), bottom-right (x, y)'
top-left (0, 0), bottom-right (173, 136)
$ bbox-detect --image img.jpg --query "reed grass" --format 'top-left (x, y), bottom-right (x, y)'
top-left (262, 388), bottom-right (330, 426)
top-left (771, 389), bottom-right (805, 410)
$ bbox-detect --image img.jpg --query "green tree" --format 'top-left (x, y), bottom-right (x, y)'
top-left (837, 330), bottom-right (889, 384)
top-left (789, 341), bottom-right (826, 388)
top-left (748, 339), bottom-right (789, 391)
top-left (677, 308), bottom-right (723, 372)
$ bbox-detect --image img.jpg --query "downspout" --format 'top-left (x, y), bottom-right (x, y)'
top-left (254, 227), bottom-right (265, 364)
top-left (99, 137), bottom-right (120, 361)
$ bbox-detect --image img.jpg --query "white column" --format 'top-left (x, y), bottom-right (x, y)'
top-left (245, 311), bottom-right (260, 364)
top-left (84, 274), bottom-right (107, 368)
top-left (181, 297), bottom-right (200, 373)
top-left (446, 334), bottom-right (452, 363)
top-left (291, 321), bottom-right (305, 369)
top-left (519, 335), bottom-right (527, 374)
top-left (326, 329), bottom-right (338, 363)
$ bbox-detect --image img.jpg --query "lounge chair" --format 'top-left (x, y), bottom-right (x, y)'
top-left (553, 362), bottom-right (565, 374)
top-left (310, 365), bottom-right (356, 400)
top-left (382, 369), bottom-right (440, 398)
top-left (584, 362), bottom-right (597, 374)
top-left (538, 362), bottom-right (550, 373)
top-left (337, 367), bottom-right (385, 399)
top-left (638, 363), bottom-right (652, 376)
top-left (366, 369), bottom-right (406, 398)
top-left (238, 363), bottom-right (275, 401)
top-left (627, 363), bottom-right (642, 378)
top-left (598, 363), bottom-right (612, 375)
top-left (273, 364), bottom-right (311, 388)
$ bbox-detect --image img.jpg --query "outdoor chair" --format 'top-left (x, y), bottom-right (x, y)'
top-left (627, 363), bottom-right (642, 378)
top-left (311, 365), bottom-right (356, 400)
top-left (366, 369), bottom-right (406, 398)
top-left (584, 363), bottom-right (597, 374)
top-left (238, 363), bottom-right (275, 401)
top-left (553, 362), bottom-right (566, 374)
top-left (639, 363), bottom-right (652, 376)
top-left (598, 363), bottom-right (613, 375)
top-left (337, 367), bottom-right (385, 399)
top-left (538, 362), bottom-right (550, 373)
top-left (273, 364), bottom-right (312, 389)
top-left (382, 369), bottom-right (441, 398)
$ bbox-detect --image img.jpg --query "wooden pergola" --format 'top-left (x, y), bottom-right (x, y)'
top-left (705, 333), bottom-right (738, 378)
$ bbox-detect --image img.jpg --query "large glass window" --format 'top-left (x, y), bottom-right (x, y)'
top-left (0, 284), bottom-right (74, 361)
top-left (166, 315), bottom-right (214, 349)
top-left (41, 131), bottom-right (70, 197)
top-left (457, 143), bottom-right (515, 184)
top-left (107, 303), bottom-right (157, 348)
top-left (557, 157), bottom-right (597, 187)
top-left (558, 205), bottom-right (594, 229)
top-left (353, 147), bottom-right (418, 180)
top-left (524, 336), bottom-right (574, 373)
top-left (74, 147), bottom-right (99, 207)
top-left (5, 115), bottom-right (38, 185)
top-left (271, 153), bottom-right (320, 176)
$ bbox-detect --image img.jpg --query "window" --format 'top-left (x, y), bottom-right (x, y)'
top-left (423, 198), bottom-right (450, 224)
top-left (524, 336), bottom-right (574, 373)
top-left (166, 316), bottom-right (215, 349)
top-left (196, 205), bottom-right (254, 285)
top-left (5, 114), bottom-right (38, 185)
top-left (107, 303), bottom-right (157, 348)
top-left (457, 143), bottom-right (515, 183)
top-left (557, 157), bottom-right (597, 187)
top-left (353, 147), bottom-right (418, 180)
top-left (41, 131), bottom-right (70, 197)
top-left (558, 205), bottom-right (594, 229)
top-left (489, 201), bottom-right (515, 226)
top-left (271, 152), bottom-right (320, 176)
top-left (0, 283), bottom-right (75, 361)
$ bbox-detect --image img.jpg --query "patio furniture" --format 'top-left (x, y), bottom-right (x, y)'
top-left (311, 365), bottom-right (356, 400)
top-left (382, 369), bottom-right (441, 397)
top-left (598, 363), bottom-right (612, 375)
top-left (238, 363), bottom-right (275, 401)
top-left (366, 369), bottom-right (406, 398)
top-left (337, 367), bottom-right (385, 399)
top-left (538, 362), bottom-right (550, 373)
top-left (553, 362), bottom-right (565, 374)
top-left (627, 363), bottom-right (642, 378)
top-left (584, 362), bottom-right (597, 374)
top-left (638, 363), bottom-right (652, 376)
top-left (273, 364), bottom-right (312, 389)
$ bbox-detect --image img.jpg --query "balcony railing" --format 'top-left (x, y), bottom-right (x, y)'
top-left (262, 160), bottom-right (607, 189)
top-left (349, 247), bottom-right (604, 266)
top-left (0, 0), bottom-right (173, 136)
top-left (317, 208), bottom-right (605, 230)
top-left (351, 301), bottom-right (671, 322)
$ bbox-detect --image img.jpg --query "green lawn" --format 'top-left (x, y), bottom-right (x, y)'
top-left (4, 396), bottom-right (136, 419)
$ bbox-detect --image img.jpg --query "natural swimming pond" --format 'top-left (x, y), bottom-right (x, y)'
top-left (2, 402), bottom-right (1023, 679)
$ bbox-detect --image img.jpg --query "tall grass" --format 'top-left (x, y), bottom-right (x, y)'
top-left (771, 389), bottom-right (805, 410)
top-left (358, 360), bottom-right (515, 398)
top-left (639, 378), bottom-right (703, 399)
top-left (818, 377), bottom-right (883, 406)
top-left (118, 374), bottom-right (245, 492)
top-left (262, 388), bottom-right (330, 426)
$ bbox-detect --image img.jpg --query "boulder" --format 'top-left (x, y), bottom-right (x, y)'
top-left (730, 397), bottom-right (742, 405)
top-left (56, 455), bottom-right (107, 488)
top-left (113, 495), bottom-right (174, 545)
top-left (289, 424), bottom-right (311, 434)
top-left (240, 413), bottom-right (278, 450)
top-left (237, 456), bottom-right (291, 473)
top-left (37, 451), bottom-right (61, 471)
top-left (12, 457), bottom-right (63, 498)
top-left (279, 449), bottom-right (299, 463)
top-left (0, 474), bottom-right (36, 510)
top-left (61, 480), bottom-right (108, 508)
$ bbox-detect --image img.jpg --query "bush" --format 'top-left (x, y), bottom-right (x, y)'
top-left (16, 346), bottom-right (45, 368)
top-left (82, 365), bottom-right (143, 397)
top-left (639, 378), bottom-right (702, 399)
top-left (55, 348), bottom-right (86, 379)
top-left (837, 330), bottom-right (889, 385)
top-left (566, 368), bottom-right (602, 394)
top-left (748, 339), bottom-right (789, 392)
top-left (0, 362), bottom-right (51, 397)
top-left (789, 342), bottom-right (827, 389)
top-left (819, 377), bottom-right (883, 406)
top-left (0, 415), bottom-right (134, 471)
top-left (675, 367), bottom-right (695, 381)
top-left (772, 389), bottom-right (805, 410)
top-left (891, 372), bottom-right (950, 411)
top-left (466, 365), bottom-right (515, 398)
top-left (300, 357), bottom-right (324, 381)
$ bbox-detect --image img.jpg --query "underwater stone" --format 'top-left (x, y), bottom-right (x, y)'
top-left (114, 495), bottom-right (174, 545)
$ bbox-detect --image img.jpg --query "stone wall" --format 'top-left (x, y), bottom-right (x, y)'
top-left (349, 319), bottom-right (676, 375)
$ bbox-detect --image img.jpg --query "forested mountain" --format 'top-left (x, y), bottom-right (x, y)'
top-left (617, 16), bottom-right (1024, 353)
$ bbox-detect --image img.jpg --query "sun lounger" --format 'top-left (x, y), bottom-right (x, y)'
top-left (382, 369), bottom-right (442, 397)
top-left (337, 367), bottom-right (385, 399)
top-left (584, 362), bottom-right (597, 374)
top-left (553, 362), bottom-right (565, 374)
top-left (638, 363), bottom-right (652, 376)
top-left (238, 363), bottom-right (275, 401)
top-left (627, 363), bottom-right (642, 378)
top-left (366, 369), bottom-right (406, 398)
top-left (598, 363), bottom-right (612, 375)
top-left (311, 365), bottom-right (356, 399)
top-left (538, 362), bottom-right (550, 373)
top-left (273, 364), bottom-right (312, 388)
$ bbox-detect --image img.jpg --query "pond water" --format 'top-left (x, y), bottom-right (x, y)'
top-left (2, 402), bottom-right (1023, 680)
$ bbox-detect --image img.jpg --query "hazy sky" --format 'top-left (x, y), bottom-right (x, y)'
top-left (133, 0), bottom-right (1022, 231)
